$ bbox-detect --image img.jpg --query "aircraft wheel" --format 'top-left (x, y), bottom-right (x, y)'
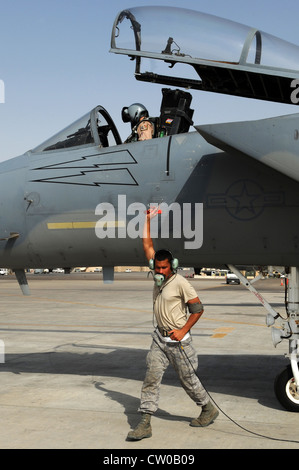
top-left (274, 365), bottom-right (299, 412)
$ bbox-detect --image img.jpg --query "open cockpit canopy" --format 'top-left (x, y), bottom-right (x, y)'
top-left (110, 6), bottom-right (299, 104)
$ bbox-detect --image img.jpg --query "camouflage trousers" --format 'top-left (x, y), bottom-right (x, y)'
top-left (138, 330), bottom-right (209, 414)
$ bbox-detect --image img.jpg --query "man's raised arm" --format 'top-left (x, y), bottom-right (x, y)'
top-left (142, 207), bottom-right (159, 262)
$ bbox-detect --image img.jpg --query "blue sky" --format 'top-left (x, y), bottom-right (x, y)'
top-left (0, 0), bottom-right (298, 161)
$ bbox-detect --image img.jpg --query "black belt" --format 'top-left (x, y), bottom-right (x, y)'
top-left (157, 326), bottom-right (170, 337)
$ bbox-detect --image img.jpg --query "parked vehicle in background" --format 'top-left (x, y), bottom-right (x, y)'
top-left (226, 271), bottom-right (240, 284)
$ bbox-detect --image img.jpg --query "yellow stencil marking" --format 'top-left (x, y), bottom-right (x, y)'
top-left (211, 327), bottom-right (235, 339)
top-left (47, 221), bottom-right (125, 230)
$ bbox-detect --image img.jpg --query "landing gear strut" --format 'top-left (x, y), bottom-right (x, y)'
top-left (228, 265), bottom-right (299, 411)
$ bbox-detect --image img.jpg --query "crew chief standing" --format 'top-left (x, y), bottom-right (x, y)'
top-left (127, 207), bottom-right (219, 441)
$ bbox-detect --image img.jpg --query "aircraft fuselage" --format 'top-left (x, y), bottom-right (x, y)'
top-left (0, 130), bottom-right (298, 270)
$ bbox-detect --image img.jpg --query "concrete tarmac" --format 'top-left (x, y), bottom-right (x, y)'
top-left (0, 271), bottom-right (298, 450)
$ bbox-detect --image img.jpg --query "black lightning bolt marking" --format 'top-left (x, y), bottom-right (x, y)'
top-left (30, 149), bottom-right (139, 187)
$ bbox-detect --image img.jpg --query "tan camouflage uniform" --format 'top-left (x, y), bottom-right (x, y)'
top-left (138, 329), bottom-right (209, 414)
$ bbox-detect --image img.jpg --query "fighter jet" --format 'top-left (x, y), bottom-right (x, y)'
top-left (1, 6), bottom-right (299, 411)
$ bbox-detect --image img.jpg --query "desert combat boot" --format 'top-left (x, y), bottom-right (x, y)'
top-left (126, 413), bottom-right (152, 441)
top-left (190, 401), bottom-right (219, 427)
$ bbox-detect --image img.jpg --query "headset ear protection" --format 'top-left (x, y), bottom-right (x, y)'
top-left (150, 253), bottom-right (179, 287)
top-left (149, 252), bottom-right (179, 272)
top-left (149, 258), bottom-right (155, 270)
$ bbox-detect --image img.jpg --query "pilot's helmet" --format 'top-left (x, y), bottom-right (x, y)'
top-left (122, 103), bottom-right (149, 128)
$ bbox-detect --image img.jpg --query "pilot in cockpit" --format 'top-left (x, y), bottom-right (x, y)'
top-left (136, 117), bottom-right (154, 141)
top-left (122, 103), bottom-right (155, 142)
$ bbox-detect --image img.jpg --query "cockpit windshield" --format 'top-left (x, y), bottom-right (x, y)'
top-left (32, 106), bottom-right (121, 153)
top-left (111, 6), bottom-right (299, 104)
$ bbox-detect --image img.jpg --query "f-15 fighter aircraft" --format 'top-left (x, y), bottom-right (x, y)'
top-left (1, 6), bottom-right (299, 411)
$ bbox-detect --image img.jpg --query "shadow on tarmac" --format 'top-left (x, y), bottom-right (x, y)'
top-left (1, 344), bottom-right (287, 425)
